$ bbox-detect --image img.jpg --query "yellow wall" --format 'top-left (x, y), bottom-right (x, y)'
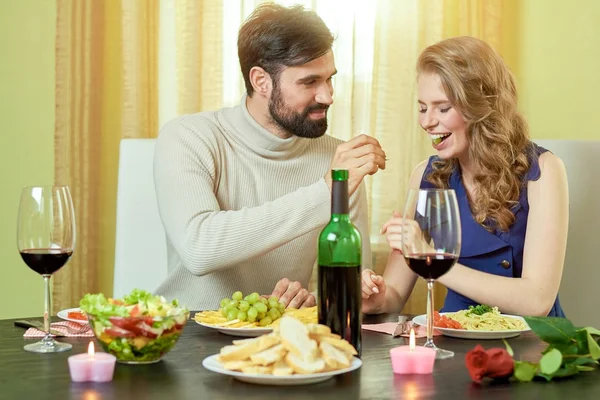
top-left (0, 1), bottom-right (56, 319)
top-left (516, 0), bottom-right (600, 140)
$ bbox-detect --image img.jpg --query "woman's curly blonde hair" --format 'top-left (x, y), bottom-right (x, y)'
top-left (418, 36), bottom-right (532, 232)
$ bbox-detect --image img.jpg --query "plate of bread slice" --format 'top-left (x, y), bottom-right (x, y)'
top-left (202, 316), bottom-right (362, 385)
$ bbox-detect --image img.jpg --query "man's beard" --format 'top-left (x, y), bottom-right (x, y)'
top-left (268, 85), bottom-right (329, 139)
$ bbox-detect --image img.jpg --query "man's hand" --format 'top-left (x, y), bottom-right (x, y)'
top-left (270, 278), bottom-right (316, 309)
top-left (325, 134), bottom-right (386, 196)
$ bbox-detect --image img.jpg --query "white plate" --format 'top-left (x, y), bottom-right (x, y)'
top-left (412, 313), bottom-right (530, 339)
top-left (195, 320), bottom-right (273, 337)
top-left (57, 307), bottom-right (88, 324)
top-left (202, 354), bottom-right (362, 385)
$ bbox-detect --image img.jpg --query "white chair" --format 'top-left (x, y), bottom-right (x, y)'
top-left (113, 138), bottom-right (168, 298)
top-left (535, 139), bottom-right (600, 327)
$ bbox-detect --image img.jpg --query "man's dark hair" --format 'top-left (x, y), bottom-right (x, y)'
top-left (237, 3), bottom-right (334, 96)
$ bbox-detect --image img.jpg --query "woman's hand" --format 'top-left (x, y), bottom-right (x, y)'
top-left (382, 212), bottom-right (434, 255)
top-left (361, 269), bottom-right (387, 314)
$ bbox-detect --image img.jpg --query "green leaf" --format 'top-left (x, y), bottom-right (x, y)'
top-left (542, 342), bottom-right (573, 354)
top-left (514, 361), bottom-right (537, 382)
top-left (538, 364), bottom-right (579, 381)
top-left (524, 317), bottom-right (578, 344)
top-left (576, 330), bottom-right (592, 354)
top-left (503, 338), bottom-right (514, 357)
top-left (564, 357), bottom-right (598, 366)
top-left (576, 366), bottom-right (596, 372)
top-left (539, 348), bottom-right (563, 375)
top-left (587, 331), bottom-right (600, 359)
top-left (582, 327), bottom-right (600, 336)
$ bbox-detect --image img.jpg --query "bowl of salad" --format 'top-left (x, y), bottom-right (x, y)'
top-left (80, 289), bottom-right (189, 364)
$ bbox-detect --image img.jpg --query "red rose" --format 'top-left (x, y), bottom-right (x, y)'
top-left (465, 345), bottom-right (514, 383)
top-left (486, 348), bottom-right (515, 379)
top-left (465, 345), bottom-right (489, 383)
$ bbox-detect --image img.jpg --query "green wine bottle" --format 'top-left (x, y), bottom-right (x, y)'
top-left (318, 169), bottom-right (362, 356)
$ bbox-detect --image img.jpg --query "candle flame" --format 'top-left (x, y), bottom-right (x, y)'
top-left (87, 341), bottom-right (95, 357)
top-left (409, 328), bottom-right (415, 351)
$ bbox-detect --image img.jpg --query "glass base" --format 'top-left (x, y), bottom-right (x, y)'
top-left (423, 343), bottom-right (454, 360)
top-left (24, 337), bottom-right (72, 353)
top-left (117, 358), bottom-right (163, 365)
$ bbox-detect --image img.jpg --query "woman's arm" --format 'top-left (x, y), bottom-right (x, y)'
top-left (363, 160), bottom-right (428, 313)
top-left (438, 152), bottom-right (569, 316)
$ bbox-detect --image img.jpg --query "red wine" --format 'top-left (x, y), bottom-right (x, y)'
top-left (318, 265), bottom-right (361, 356)
top-left (20, 248), bottom-right (73, 275)
top-left (405, 254), bottom-right (457, 280)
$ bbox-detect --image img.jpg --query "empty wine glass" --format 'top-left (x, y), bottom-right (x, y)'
top-left (17, 186), bottom-right (76, 353)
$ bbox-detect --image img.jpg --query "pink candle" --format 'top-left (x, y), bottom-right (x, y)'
top-left (389, 328), bottom-right (436, 374)
top-left (68, 342), bottom-right (116, 382)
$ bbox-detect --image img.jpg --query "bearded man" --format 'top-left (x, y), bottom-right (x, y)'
top-left (154, 3), bottom-right (386, 310)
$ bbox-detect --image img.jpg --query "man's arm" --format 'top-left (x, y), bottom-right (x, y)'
top-left (154, 119), bottom-right (331, 276)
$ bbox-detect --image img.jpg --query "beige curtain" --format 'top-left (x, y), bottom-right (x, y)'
top-left (174, 1), bottom-right (223, 114)
top-left (53, 0), bottom-right (506, 314)
top-left (53, 0), bottom-right (218, 310)
top-left (54, 0), bottom-right (107, 311)
top-left (53, 0), bottom-right (224, 311)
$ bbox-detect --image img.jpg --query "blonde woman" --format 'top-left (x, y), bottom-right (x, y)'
top-left (362, 37), bottom-right (568, 317)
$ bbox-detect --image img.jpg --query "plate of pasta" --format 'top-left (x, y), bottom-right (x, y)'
top-left (412, 306), bottom-right (530, 339)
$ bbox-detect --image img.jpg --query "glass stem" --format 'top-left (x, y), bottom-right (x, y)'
top-left (43, 275), bottom-right (51, 340)
top-left (424, 279), bottom-right (435, 348)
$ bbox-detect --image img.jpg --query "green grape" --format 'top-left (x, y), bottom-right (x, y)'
top-left (247, 306), bottom-right (258, 320)
top-left (259, 316), bottom-right (273, 327)
top-left (226, 309), bottom-right (238, 321)
top-left (221, 307), bottom-right (229, 317)
top-left (254, 302), bottom-right (267, 313)
top-left (245, 292), bottom-right (260, 305)
top-left (237, 310), bottom-right (247, 322)
top-left (228, 299), bottom-right (239, 309)
top-left (238, 300), bottom-right (250, 312)
top-left (257, 312), bottom-right (266, 320)
top-left (232, 291), bottom-right (243, 301)
top-left (278, 302), bottom-right (285, 314)
top-left (268, 308), bottom-right (281, 321)
top-left (247, 313), bottom-right (257, 323)
top-left (268, 299), bottom-right (279, 310)
top-left (259, 297), bottom-right (268, 305)
top-left (268, 296), bottom-right (279, 303)
top-left (220, 298), bottom-right (231, 308)
top-left (224, 305), bottom-right (236, 315)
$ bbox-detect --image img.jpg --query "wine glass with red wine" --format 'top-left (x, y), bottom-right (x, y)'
top-left (402, 189), bottom-right (461, 359)
top-left (17, 186), bottom-right (76, 353)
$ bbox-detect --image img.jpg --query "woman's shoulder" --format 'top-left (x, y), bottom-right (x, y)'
top-left (530, 150), bottom-right (567, 189)
top-left (524, 144), bottom-right (568, 213)
top-left (525, 142), bottom-right (565, 183)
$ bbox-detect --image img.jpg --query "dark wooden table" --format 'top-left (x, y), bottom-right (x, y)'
top-left (1, 313), bottom-right (598, 400)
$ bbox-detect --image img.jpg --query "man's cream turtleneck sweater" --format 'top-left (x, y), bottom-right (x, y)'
top-left (153, 97), bottom-right (371, 310)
